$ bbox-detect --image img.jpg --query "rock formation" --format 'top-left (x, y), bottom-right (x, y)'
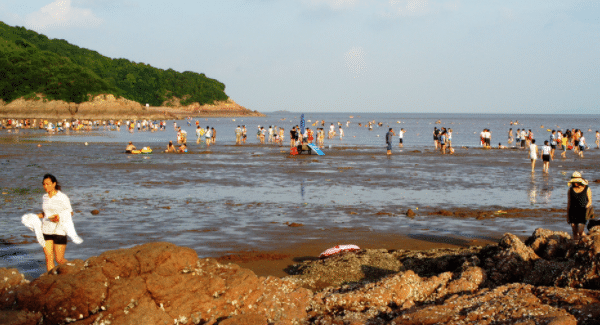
top-left (161, 98), bottom-right (265, 117)
top-left (2, 228), bottom-right (600, 324)
top-left (0, 95), bottom-right (263, 120)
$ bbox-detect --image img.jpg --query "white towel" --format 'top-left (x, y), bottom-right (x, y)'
top-left (21, 213), bottom-right (45, 247)
top-left (57, 212), bottom-right (84, 244)
top-left (22, 213), bottom-right (83, 246)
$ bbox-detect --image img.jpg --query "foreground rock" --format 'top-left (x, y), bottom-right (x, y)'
top-left (2, 228), bottom-right (600, 324)
top-left (0, 242), bottom-right (311, 325)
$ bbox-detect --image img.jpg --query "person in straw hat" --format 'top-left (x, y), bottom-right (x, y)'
top-left (567, 171), bottom-right (592, 241)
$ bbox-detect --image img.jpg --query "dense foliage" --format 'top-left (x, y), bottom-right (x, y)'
top-left (0, 22), bottom-right (228, 105)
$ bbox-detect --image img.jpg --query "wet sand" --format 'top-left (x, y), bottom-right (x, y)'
top-left (1, 132), bottom-right (599, 278)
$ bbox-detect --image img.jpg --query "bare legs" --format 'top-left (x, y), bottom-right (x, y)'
top-left (43, 240), bottom-right (67, 271)
top-left (570, 223), bottom-right (586, 241)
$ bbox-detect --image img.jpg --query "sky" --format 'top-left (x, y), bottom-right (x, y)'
top-left (0, 0), bottom-right (599, 114)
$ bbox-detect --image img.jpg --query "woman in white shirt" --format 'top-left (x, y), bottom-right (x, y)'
top-left (398, 128), bottom-right (405, 148)
top-left (37, 174), bottom-right (82, 271)
top-left (541, 140), bottom-right (552, 173)
top-left (529, 139), bottom-right (539, 173)
top-left (578, 133), bottom-right (586, 158)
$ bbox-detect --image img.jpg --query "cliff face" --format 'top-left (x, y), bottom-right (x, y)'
top-left (2, 228), bottom-right (600, 324)
top-left (0, 95), bottom-right (263, 119)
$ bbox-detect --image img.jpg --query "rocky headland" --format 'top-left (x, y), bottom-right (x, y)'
top-left (0, 95), bottom-right (264, 120)
top-left (2, 227), bottom-right (600, 324)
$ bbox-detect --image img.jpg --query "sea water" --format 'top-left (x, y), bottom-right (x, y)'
top-left (22, 112), bottom-right (600, 148)
top-left (1, 113), bottom-right (599, 278)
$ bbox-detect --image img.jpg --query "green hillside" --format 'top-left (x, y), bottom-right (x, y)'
top-left (0, 22), bottom-right (228, 105)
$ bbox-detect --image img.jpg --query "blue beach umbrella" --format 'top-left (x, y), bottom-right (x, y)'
top-left (300, 114), bottom-right (305, 134)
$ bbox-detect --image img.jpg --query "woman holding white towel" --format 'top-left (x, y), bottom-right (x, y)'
top-left (37, 174), bottom-right (82, 271)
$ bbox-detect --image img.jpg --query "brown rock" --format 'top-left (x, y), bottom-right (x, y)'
top-left (393, 284), bottom-right (578, 325)
top-left (0, 268), bottom-right (28, 294)
top-left (90, 209), bottom-right (100, 215)
top-left (525, 228), bottom-right (571, 259)
top-left (482, 233), bottom-right (540, 285)
top-left (406, 209), bottom-right (416, 218)
top-left (435, 209), bottom-right (454, 216)
top-left (1, 242), bottom-right (311, 325)
top-left (444, 266), bottom-right (486, 295)
top-left (5, 229), bottom-right (600, 325)
top-left (219, 313), bottom-right (268, 325)
top-left (0, 310), bottom-right (42, 325)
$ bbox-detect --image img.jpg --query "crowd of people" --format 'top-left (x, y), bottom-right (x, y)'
top-left (5, 117), bottom-right (599, 162)
top-left (505, 127), bottom-right (598, 173)
top-left (0, 118), bottom-right (172, 132)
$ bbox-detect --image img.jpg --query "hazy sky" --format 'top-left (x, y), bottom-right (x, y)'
top-left (1, 0), bottom-right (599, 113)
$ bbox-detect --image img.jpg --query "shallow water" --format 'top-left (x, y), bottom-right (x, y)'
top-left (19, 112), bottom-right (600, 148)
top-left (1, 113), bottom-right (599, 278)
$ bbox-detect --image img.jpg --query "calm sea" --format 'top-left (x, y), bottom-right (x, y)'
top-left (1, 113), bottom-right (599, 278)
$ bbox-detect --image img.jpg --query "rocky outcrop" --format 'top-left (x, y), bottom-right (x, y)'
top-left (2, 229), bottom-right (600, 324)
top-left (0, 242), bottom-right (311, 325)
top-left (290, 227), bottom-right (600, 324)
top-left (160, 98), bottom-right (265, 117)
top-left (1, 94), bottom-right (145, 119)
top-left (0, 95), bottom-right (263, 119)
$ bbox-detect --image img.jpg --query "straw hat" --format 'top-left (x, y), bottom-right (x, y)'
top-left (568, 171), bottom-right (588, 186)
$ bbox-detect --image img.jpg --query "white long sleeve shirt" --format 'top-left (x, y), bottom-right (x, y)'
top-left (41, 191), bottom-right (83, 243)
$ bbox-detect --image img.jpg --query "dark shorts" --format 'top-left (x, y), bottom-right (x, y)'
top-left (580, 145), bottom-right (585, 151)
top-left (568, 209), bottom-right (587, 225)
top-left (574, 140), bottom-right (580, 146)
top-left (521, 140), bottom-right (526, 147)
top-left (387, 143), bottom-right (392, 150)
top-left (542, 154), bottom-right (550, 162)
top-left (43, 234), bottom-right (67, 245)
top-left (399, 139), bottom-right (403, 144)
top-left (551, 144), bottom-right (556, 149)
top-left (485, 138), bottom-right (491, 146)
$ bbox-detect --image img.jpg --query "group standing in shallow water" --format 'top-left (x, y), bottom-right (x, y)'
top-left (433, 127), bottom-right (453, 154)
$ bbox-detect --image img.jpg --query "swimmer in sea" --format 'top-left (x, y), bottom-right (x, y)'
top-left (125, 141), bottom-right (136, 153)
top-left (178, 142), bottom-right (187, 153)
top-left (165, 141), bottom-right (176, 153)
